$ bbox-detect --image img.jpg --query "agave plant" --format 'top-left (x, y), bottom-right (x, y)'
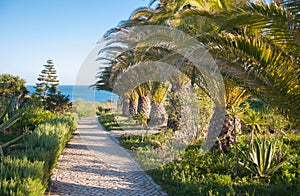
top-left (240, 137), bottom-right (292, 178)
top-left (0, 134), bottom-right (24, 157)
top-left (0, 113), bottom-right (24, 157)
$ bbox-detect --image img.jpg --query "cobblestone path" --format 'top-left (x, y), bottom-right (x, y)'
top-left (49, 117), bottom-right (166, 196)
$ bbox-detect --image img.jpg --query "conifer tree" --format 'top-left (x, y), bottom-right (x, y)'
top-left (34, 59), bottom-right (71, 113)
top-left (35, 59), bottom-right (59, 100)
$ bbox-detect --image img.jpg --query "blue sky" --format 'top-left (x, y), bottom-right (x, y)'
top-left (0, 0), bottom-right (148, 85)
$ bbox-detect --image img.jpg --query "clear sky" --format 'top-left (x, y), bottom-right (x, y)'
top-left (0, 0), bottom-right (148, 85)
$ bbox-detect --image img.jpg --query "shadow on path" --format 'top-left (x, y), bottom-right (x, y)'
top-left (49, 117), bottom-right (166, 196)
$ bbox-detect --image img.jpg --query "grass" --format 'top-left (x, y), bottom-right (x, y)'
top-left (98, 113), bottom-right (123, 131)
top-left (98, 112), bottom-right (145, 131)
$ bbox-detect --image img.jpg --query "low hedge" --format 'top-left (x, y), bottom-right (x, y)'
top-left (0, 113), bottom-right (78, 196)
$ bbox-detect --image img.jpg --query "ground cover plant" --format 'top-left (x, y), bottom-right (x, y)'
top-left (120, 131), bottom-right (300, 195)
top-left (98, 102), bottom-right (300, 195)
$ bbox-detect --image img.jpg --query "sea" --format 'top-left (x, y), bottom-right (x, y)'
top-left (26, 85), bottom-right (119, 103)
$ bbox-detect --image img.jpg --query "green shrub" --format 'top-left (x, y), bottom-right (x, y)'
top-left (0, 157), bottom-right (45, 196)
top-left (0, 113), bottom-right (78, 195)
top-left (49, 113), bottom-right (78, 131)
top-left (0, 177), bottom-right (45, 196)
top-left (16, 104), bottom-right (55, 130)
top-left (0, 157), bottom-right (44, 180)
top-left (73, 99), bottom-right (99, 117)
top-left (119, 134), bottom-right (300, 195)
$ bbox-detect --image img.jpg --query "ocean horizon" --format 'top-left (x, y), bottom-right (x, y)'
top-left (26, 85), bottom-right (119, 103)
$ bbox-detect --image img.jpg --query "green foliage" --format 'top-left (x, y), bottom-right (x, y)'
top-left (0, 177), bottom-right (45, 196)
top-left (0, 157), bottom-right (45, 196)
top-left (34, 60), bottom-right (72, 114)
top-left (0, 74), bottom-right (27, 97)
top-left (46, 92), bottom-right (72, 114)
top-left (98, 113), bottom-right (122, 131)
top-left (0, 74), bottom-right (28, 117)
top-left (196, 88), bottom-right (214, 133)
top-left (263, 109), bottom-right (291, 133)
top-left (0, 113), bottom-right (78, 195)
top-left (241, 102), bottom-right (293, 134)
top-left (137, 113), bottom-right (147, 126)
top-left (0, 156), bottom-right (44, 181)
top-left (34, 59), bottom-right (59, 99)
top-left (151, 82), bottom-right (169, 103)
top-left (0, 74), bottom-right (28, 134)
top-left (118, 132), bottom-right (300, 195)
top-left (48, 113), bottom-right (78, 131)
top-left (243, 98), bottom-right (265, 111)
top-left (72, 99), bottom-right (99, 117)
top-left (240, 137), bottom-right (292, 178)
top-left (0, 113), bottom-right (21, 132)
top-left (0, 109), bottom-right (23, 157)
top-left (0, 132), bottom-right (21, 144)
top-left (242, 103), bottom-right (265, 134)
top-left (16, 101), bottom-right (55, 130)
top-left (0, 134), bottom-right (24, 157)
top-left (97, 106), bottom-right (111, 115)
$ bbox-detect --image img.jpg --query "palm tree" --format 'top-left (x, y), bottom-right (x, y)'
top-left (217, 80), bottom-right (251, 149)
top-left (96, 0), bottom-right (249, 131)
top-left (128, 90), bottom-right (139, 117)
top-left (95, 43), bottom-right (157, 119)
top-left (160, 0), bottom-right (299, 123)
top-left (206, 1), bottom-right (300, 123)
top-left (128, 0), bottom-right (248, 134)
top-left (121, 96), bottom-right (130, 117)
top-left (166, 71), bottom-right (193, 131)
top-left (135, 83), bottom-right (151, 119)
top-left (149, 82), bottom-right (169, 125)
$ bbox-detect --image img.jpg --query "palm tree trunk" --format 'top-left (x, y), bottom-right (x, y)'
top-left (167, 89), bottom-right (181, 131)
top-left (122, 97), bottom-right (130, 117)
top-left (215, 114), bottom-right (242, 151)
top-left (129, 98), bottom-right (138, 117)
top-left (149, 102), bottom-right (166, 125)
top-left (137, 95), bottom-right (150, 119)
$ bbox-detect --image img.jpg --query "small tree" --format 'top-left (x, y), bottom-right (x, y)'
top-left (0, 74), bottom-right (28, 119)
top-left (34, 60), bottom-right (71, 113)
top-left (35, 59), bottom-right (59, 100)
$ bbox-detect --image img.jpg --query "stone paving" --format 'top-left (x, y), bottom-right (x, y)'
top-left (49, 117), bottom-right (167, 196)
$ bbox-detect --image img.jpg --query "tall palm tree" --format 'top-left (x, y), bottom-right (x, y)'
top-left (152, 0), bottom-right (299, 123)
top-left (149, 82), bottom-right (169, 125)
top-left (204, 1), bottom-right (300, 122)
top-left (121, 96), bottom-right (130, 117)
top-left (135, 83), bottom-right (151, 119)
top-left (218, 80), bottom-right (251, 149)
top-left (95, 41), bottom-right (162, 119)
top-left (96, 0), bottom-right (247, 131)
top-left (128, 0), bottom-right (247, 134)
top-left (166, 0), bottom-right (300, 152)
top-left (129, 90), bottom-right (139, 117)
